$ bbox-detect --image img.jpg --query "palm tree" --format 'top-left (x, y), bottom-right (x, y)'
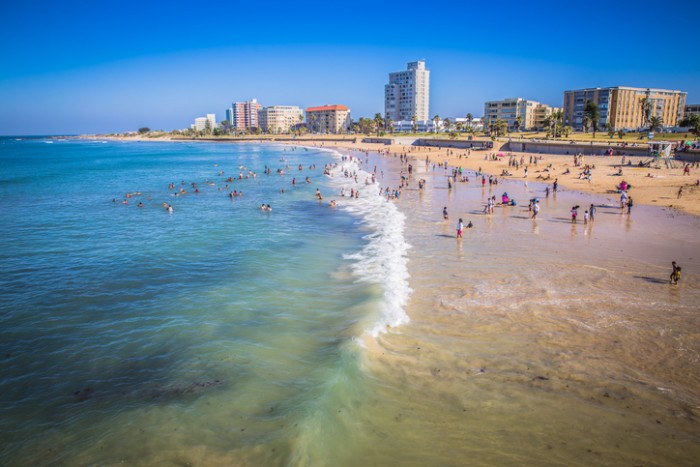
top-left (640, 93), bottom-right (652, 130)
top-left (455, 121), bottom-right (464, 133)
top-left (584, 100), bottom-right (600, 138)
top-left (374, 113), bottom-right (385, 136)
top-left (679, 114), bottom-right (700, 136)
top-left (582, 116), bottom-right (591, 134)
top-left (411, 114), bottom-right (417, 133)
top-left (648, 116), bottom-right (664, 133)
top-left (514, 115), bottom-right (522, 132)
top-left (466, 113), bottom-right (473, 131)
top-left (387, 118), bottom-right (394, 134)
top-left (443, 118), bottom-right (452, 133)
top-left (433, 115), bottom-right (441, 134)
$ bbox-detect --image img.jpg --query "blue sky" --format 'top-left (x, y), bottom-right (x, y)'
top-left (1, 0), bottom-right (698, 135)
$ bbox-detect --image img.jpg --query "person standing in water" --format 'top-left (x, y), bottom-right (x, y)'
top-left (443, 206), bottom-right (449, 220)
top-left (457, 218), bottom-right (464, 238)
top-left (670, 261), bottom-right (681, 284)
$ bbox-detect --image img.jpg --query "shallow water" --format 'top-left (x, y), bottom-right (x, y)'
top-left (0, 139), bottom-right (407, 465)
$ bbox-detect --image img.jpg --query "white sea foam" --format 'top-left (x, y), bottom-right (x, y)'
top-left (320, 148), bottom-right (412, 336)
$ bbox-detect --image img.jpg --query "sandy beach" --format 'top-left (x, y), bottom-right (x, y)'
top-left (317, 142), bottom-right (700, 465)
top-left (323, 139), bottom-right (700, 218)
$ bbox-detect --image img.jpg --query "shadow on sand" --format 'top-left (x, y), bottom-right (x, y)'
top-left (634, 276), bottom-right (669, 285)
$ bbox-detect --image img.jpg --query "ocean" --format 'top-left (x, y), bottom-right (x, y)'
top-left (0, 138), bottom-right (409, 465)
top-left (1, 137), bottom-right (699, 466)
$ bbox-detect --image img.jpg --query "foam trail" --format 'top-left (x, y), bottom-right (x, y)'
top-left (319, 148), bottom-right (412, 336)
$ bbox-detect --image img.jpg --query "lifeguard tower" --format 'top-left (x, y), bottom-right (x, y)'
top-left (648, 141), bottom-right (676, 168)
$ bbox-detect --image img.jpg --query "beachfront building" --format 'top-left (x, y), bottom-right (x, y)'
top-left (192, 114), bottom-right (217, 132)
top-left (305, 105), bottom-right (351, 134)
top-left (454, 117), bottom-right (485, 132)
top-left (229, 98), bottom-right (262, 131)
top-left (484, 98), bottom-right (559, 131)
top-left (392, 120), bottom-right (436, 133)
top-left (685, 104), bottom-right (700, 117)
top-left (258, 106), bottom-right (304, 134)
top-left (193, 117), bottom-right (208, 132)
top-left (385, 60), bottom-right (430, 123)
top-left (563, 87), bottom-right (687, 131)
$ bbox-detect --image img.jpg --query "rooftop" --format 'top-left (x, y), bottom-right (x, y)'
top-left (306, 105), bottom-right (350, 112)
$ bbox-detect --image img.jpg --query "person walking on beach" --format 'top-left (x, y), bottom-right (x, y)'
top-left (589, 204), bottom-right (596, 222)
top-left (553, 178), bottom-right (558, 193)
top-left (443, 206), bottom-right (449, 220)
top-left (670, 261), bottom-right (681, 284)
top-left (627, 197), bottom-right (633, 214)
top-left (677, 186), bottom-right (683, 199)
top-left (532, 201), bottom-right (539, 219)
top-left (571, 206), bottom-right (578, 223)
top-left (457, 218), bottom-right (464, 238)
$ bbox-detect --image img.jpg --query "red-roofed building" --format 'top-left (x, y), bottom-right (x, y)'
top-left (306, 104), bottom-right (351, 134)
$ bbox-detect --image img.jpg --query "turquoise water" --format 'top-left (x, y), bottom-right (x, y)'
top-left (0, 138), bottom-right (408, 464)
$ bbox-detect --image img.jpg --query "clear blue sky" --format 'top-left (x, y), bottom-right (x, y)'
top-left (1, 0), bottom-right (698, 135)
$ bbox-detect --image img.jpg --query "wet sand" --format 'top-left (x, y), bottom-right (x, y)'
top-left (335, 146), bottom-right (700, 465)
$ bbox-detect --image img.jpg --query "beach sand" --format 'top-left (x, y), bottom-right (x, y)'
top-left (311, 142), bottom-right (700, 465)
top-left (324, 139), bottom-right (700, 218)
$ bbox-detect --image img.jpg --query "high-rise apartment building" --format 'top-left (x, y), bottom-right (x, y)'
top-left (229, 98), bottom-right (262, 131)
top-left (305, 105), bottom-right (351, 134)
top-left (258, 106), bottom-right (304, 134)
top-left (192, 114), bottom-right (217, 132)
top-left (484, 98), bottom-right (560, 131)
top-left (563, 87), bottom-right (686, 131)
top-left (385, 60), bottom-right (430, 122)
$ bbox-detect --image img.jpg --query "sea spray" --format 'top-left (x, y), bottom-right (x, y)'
top-left (323, 149), bottom-right (412, 336)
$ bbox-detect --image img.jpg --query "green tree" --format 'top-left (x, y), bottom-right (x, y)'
top-left (204, 120), bottom-right (212, 135)
top-left (433, 115), bottom-right (441, 134)
top-left (374, 113), bottom-right (385, 136)
top-left (679, 114), bottom-right (700, 136)
top-left (582, 116), bottom-right (591, 134)
top-left (583, 100), bottom-right (600, 138)
top-left (640, 95), bottom-right (652, 130)
top-left (514, 115), bottom-right (522, 132)
top-left (617, 129), bottom-right (625, 139)
top-left (648, 116), bottom-right (664, 133)
top-left (607, 124), bottom-right (616, 139)
top-left (443, 118), bottom-right (452, 133)
top-left (138, 127), bottom-right (150, 134)
top-left (465, 113), bottom-right (473, 131)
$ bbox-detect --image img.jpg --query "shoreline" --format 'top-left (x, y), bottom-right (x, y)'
top-left (82, 134), bottom-right (700, 218)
